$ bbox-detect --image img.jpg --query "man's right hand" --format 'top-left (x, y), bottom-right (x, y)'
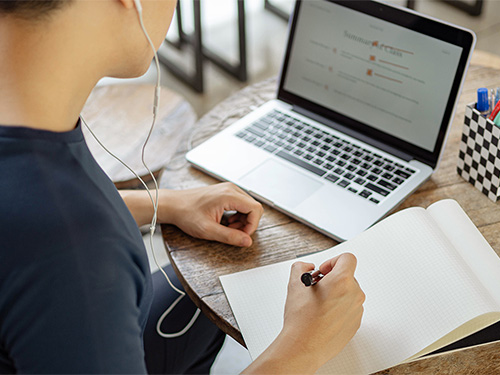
top-left (243, 253), bottom-right (365, 374)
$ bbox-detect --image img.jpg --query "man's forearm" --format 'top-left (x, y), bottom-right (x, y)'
top-left (119, 190), bottom-right (159, 227)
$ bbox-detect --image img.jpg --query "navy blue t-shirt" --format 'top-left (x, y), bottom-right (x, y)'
top-left (0, 122), bottom-right (153, 373)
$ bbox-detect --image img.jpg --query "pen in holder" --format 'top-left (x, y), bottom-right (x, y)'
top-left (457, 103), bottom-right (500, 202)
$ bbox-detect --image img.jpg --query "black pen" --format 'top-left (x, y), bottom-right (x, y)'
top-left (301, 270), bottom-right (324, 287)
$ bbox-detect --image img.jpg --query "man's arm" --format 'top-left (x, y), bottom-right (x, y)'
top-left (243, 253), bottom-right (365, 374)
top-left (120, 182), bottom-right (264, 247)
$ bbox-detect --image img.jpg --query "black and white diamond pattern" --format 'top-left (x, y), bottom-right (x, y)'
top-left (457, 103), bottom-right (500, 202)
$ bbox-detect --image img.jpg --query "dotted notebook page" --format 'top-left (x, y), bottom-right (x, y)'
top-left (220, 203), bottom-right (498, 374)
top-left (427, 199), bottom-right (500, 307)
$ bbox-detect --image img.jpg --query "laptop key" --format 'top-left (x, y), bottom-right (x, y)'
top-left (255, 140), bottom-right (265, 147)
top-left (394, 169), bottom-right (411, 179)
top-left (347, 164), bottom-right (357, 172)
top-left (340, 153), bottom-right (351, 160)
top-left (276, 151), bottom-right (326, 177)
top-left (359, 190), bottom-right (372, 199)
top-left (264, 145), bottom-right (277, 153)
top-left (370, 197), bottom-right (380, 204)
top-left (365, 182), bottom-right (390, 196)
top-left (344, 173), bottom-right (355, 180)
top-left (378, 179), bottom-right (397, 191)
top-left (393, 177), bottom-right (405, 185)
top-left (355, 177), bottom-right (366, 185)
top-left (383, 164), bottom-right (395, 172)
top-left (348, 187), bottom-right (358, 194)
top-left (382, 172), bottom-right (393, 180)
top-left (338, 180), bottom-right (350, 188)
top-left (254, 121), bottom-right (271, 130)
top-left (325, 174), bottom-right (340, 183)
top-left (247, 126), bottom-right (265, 137)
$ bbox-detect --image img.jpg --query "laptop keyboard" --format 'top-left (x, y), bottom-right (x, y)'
top-left (235, 109), bottom-right (416, 204)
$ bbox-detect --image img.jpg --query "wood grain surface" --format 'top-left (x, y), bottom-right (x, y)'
top-left (81, 84), bottom-right (197, 188)
top-left (159, 52), bottom-right (500, 373)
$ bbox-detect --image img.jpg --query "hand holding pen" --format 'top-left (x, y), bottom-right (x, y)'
top-left (267, 253), bottom-right (365, 372)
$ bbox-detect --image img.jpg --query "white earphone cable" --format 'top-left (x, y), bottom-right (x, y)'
top-left (82, 1), bottom-right (200, 339)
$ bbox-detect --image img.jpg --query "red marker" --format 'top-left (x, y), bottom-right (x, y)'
top-left (488, 99), bottom-right (500, 121)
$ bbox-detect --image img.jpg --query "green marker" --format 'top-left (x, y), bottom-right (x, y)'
top-left (494, 111), bottom-right (500, 126)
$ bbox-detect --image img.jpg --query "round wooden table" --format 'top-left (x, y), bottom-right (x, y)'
top-left (160, 51), bottom-right (500, 374)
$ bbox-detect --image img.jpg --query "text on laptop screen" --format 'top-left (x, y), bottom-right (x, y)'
top-left (283, 1), bottom-right (463, 152)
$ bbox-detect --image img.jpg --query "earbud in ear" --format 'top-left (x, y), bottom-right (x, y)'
top-left (133, 0), bottom-right (142, 14)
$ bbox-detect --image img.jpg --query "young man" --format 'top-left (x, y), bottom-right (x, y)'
top-left (0, 0), bottom-right (365, 373)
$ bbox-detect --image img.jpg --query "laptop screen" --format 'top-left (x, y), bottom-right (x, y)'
top-left (278, 0), bottom-right (475, 167)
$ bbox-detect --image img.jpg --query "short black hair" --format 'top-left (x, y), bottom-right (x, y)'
top-left (0, 0), bottom-right (71, 21)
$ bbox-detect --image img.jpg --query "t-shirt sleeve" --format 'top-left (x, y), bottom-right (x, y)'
top-left (1, 241), bottom-right (149, 374)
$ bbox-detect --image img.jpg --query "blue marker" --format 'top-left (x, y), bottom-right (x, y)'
top-left (477, 88), bottom-right (490, 117)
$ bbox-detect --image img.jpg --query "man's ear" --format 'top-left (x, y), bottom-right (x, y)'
top-left (117, 0), bottom-right (135, 10)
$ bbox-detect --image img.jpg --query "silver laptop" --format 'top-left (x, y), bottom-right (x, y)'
top-left (187, 0), bottom-right (475, 241)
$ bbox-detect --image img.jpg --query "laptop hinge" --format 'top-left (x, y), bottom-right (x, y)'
top-left (292, 106), bottom-right (413, 162)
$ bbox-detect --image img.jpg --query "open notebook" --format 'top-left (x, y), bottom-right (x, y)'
top-left (220, 200), bottom-right (500, 374)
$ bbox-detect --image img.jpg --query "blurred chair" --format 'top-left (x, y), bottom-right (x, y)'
top-left (158, 0), bottom-right (247, 93)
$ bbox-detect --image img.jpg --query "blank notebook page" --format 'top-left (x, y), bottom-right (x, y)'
top-left (220, 203), bottom-right (499, 374)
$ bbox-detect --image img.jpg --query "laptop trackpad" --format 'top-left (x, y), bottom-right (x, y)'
top-left (240, 159), bottom-right (323, 208)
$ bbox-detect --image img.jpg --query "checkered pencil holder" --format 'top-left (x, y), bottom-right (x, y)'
top-left (457, 103), bottom-right (500, 202)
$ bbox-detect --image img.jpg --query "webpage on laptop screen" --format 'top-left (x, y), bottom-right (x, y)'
top-left (283, 1), bottom-right (463, 152)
